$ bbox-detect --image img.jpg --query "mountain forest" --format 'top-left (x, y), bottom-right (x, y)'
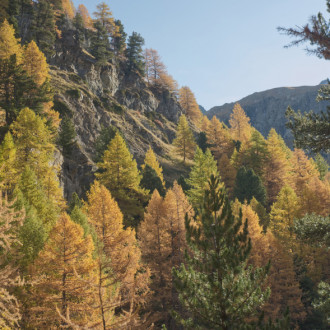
top-left (0, 0), bottom-right (329, 329)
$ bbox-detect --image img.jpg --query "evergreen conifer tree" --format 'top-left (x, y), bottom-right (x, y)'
top-left (125, 32), bottom-right (145, 75)
top-left (172, 175), bottom-right (270, 329)
top-left (234, 166), bottom-right (267, 205)
top-left (113, 19), bottom-right (126, 55)
top-left (91, 20), bottom-right (112, 64)
top-left (30, 0), bottom-right (56, 59)
top-left (58, 116), bottom-right (76, 156)
top-left (140, 165), bottom-right (165, 197)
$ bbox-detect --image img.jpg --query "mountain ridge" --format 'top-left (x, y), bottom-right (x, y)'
top-left (207, 84), bottom-right (327, 147)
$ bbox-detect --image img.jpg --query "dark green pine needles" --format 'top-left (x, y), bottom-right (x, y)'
top-left (172, 175), bottom-right (270, 329)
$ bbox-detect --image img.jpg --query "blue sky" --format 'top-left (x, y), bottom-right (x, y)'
top-left (72, 0), bottom-right (329, 109)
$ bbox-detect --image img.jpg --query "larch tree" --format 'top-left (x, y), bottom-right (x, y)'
top-left (61, 0), bottom-right (75, 19)
top-left (178, 86), bottom-right (202, 126)
top-left (93, 2), bottom-right (118, 39)
top-left (164, 181), bottom-right (192, 267)
top-left (187, 147), bottom-right (219, 209)
top-left (206, 115), bottom-right (234, 160)
top-left (0, 191), bottom-right (24, 329)
top-left (139, 184), bottom-right (192, 327)
top-left (229, 103), bottom-right (252, 145)
top-left (96, 131), bottom-right (141, 194)
top-left (22, 40), bottom-right (49, 87)
top-left (96, 131), bottom-right (146, 227)
top-left (172, 175), bottom-right (270, 329)
top-left (30, 213), bottom-right (97, 328)
top-left (201, 115), bottom-right (210, 132)
top-left (0, 21), bottom-right (52, 125)
top-left (144, 48), bottom-right (166, 85)
top-left (0, 132), bottom-right (18, 190)
top-left (142, 146), bottom-right (165, 186)
top-left (264, 234), bottom-right (306, 326)
top-left (289, 149), bottom-right (330, 215)
top-left (139, 190), bottom-right (170, 324)
top-left (17, 166), bottom-right (58, 234)
top-left (84, 181), bottom-right (149, 328)
top-left (299, 175), bottom-right (330, 216)
top-left (172, 114), bottom-right (196, 163)
top-left (10, 108), bottom-right (63, 210)
top-left (242, 129), bottom-right (270, 178)
top-left (0, 19), bottom-right (22, 62)
top-left (77, 4), bottom-right (93, 29)
top-left (290, 148), bottom-right (319, 197)
top-left (232, 200), bottom-right (305, 325)
top-left (231, 200), bottom-right (270, 267)
top-left (162, 182), bottom-right (193, 327)
top-left (270, 185), bottom-right (301, 246)
top-left (217, 153), bottom-right (236, 198)
top-left (264, 128), bottom-right (291, 206)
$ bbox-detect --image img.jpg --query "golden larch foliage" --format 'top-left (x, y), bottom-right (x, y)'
top-left (139, 190), bottom-right (170, 323)
top-left (290, 148), bottom-right (319, 196)
top-left (94, 2), bottom-right (118, 37)
top-left (206, 116), bottom-right (234, 160)
top-left (163, 181), bottom-right (193, 266)
top-left (62, 0), bottom-right (75, 19)
top-left (0, 19), bottom-right (22, 62)
top-left (201, 115), bottom-right (210, 132)
top-left (142, 146), bottom-right (165, 186)
top-left (84, 181), bottom-right (149, 328)
top-left (173, 114), bottom-right (196, 163)
top-left (96, 132), bottom-right (141, 196)
top-left (264, 235), bottom-right (306, 325)
top-left (179, 86), bottom-right (202, 126)
top-left (0, 132), bottom-right (18, 190)
top-left (218, 153), bottom-right (236, 198)
top-left (158, 72), bottom-right (179, 93)
top-left (0, 192), bottom-right (24, 329)
top-left (144, 48), bottom-right (166, 84)
top-left (229, 103), bottom-right (252, 145)
top-left (300, 176), bottom-right (330, 216)
top-left (77, 4), bottom-right (93, 29)
top-left (23, 40), bottom-right (49, 86)
top-left (42, 101), bottom-right (61, 131)
top-left (30, 213), bottom-right (97, 328)
top-left (270, 185), bottom-right (301, 246)
top-left (139, 185), bottom-right (192, 325)
top-left (11, 108), bottom-right (64, 210)
top-left (232, 200), bottom-right (305, 324)
top-left (264, 128), bottom-right (291, 206)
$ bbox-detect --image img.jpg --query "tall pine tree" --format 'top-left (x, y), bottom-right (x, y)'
top-left (172, 175), bottom-right (270, 329)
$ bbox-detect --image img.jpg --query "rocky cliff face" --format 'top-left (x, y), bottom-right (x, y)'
top-left (207, 85), bottom-right (327, 147)
top-left (50, 29), bottom-right (185, 199)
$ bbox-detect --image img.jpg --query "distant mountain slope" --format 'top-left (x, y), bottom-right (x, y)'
top-left (207, 85), bottom-right (327, 147)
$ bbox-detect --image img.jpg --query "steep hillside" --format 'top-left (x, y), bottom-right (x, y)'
top-left (50, 29), bottom-right (188, 199)
top-left (207, 85), bottom-right (327, 146)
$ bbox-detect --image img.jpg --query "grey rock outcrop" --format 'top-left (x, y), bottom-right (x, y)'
top-left (49, 29), bottom-right (184, 199)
